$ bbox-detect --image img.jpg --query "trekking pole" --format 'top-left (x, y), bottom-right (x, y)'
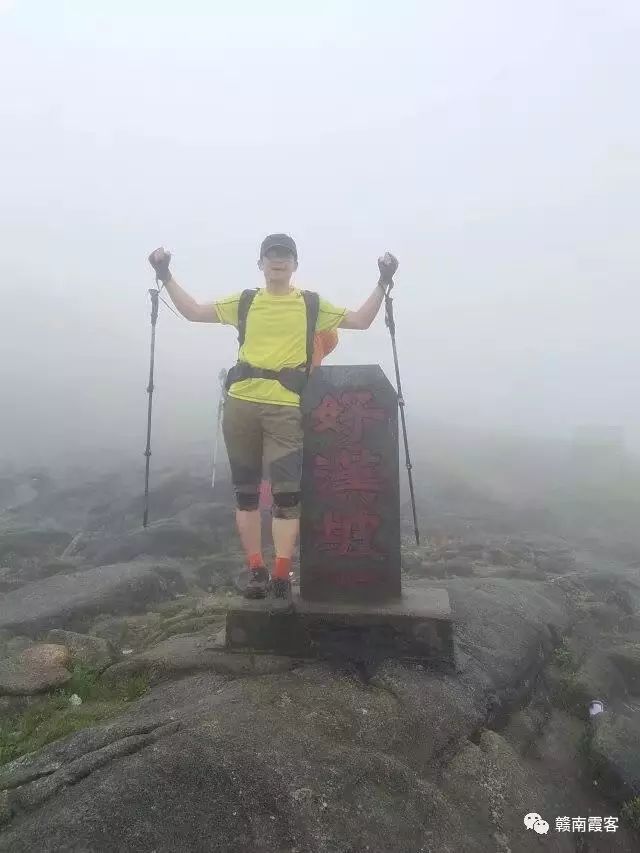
top-left (142, 283), bottom-right (160, 528)
top-left (211, 368), bottom-right (227, 489)
top-left (382, 275), bottom-right (420, 546)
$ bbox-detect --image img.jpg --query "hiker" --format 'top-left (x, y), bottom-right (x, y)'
top-left (148, 234), bottom-right (398, 599)
top-left (256, 327), bottom-right (339, 517)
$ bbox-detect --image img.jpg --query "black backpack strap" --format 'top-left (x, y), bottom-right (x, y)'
top-left (226, 288), bottom-right (319, 395)
top-left (301, 290), bottom-right (320, 375)
top-left (237, 289), bottom-right (258, 347)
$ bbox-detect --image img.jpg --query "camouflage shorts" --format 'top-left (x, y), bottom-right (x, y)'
top-left (222, 396), bottom-right (303, 514)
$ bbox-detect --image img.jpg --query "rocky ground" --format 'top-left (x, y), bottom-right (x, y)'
top-left (0, 463), bottom-right (638, 851)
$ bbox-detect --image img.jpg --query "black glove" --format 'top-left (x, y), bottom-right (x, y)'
top-left (378, 252), bottom-right (399, 288)
top-left (148, 247), bottom-right (173, 285)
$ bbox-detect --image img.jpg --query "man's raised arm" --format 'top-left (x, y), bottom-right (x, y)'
top-left (339, 252), bottom-right (398, 330)
top-left (147, 247), bottom-right (219, 323)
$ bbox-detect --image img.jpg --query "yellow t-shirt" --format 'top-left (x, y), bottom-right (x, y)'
top-left (216, 287), bottom-right (346, 407)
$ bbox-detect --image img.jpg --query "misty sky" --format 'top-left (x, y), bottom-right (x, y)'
top-left (1, 0), bottom-right (639, 470)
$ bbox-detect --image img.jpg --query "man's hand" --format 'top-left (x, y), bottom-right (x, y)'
top-left (148, 247), bottom-right (173, 285)
top-left (378, 252), bottom-right (399, 286)
top-left (340, 252), bottom-right (399, 330)
top-left (146, 251), bottom-right (220, 323)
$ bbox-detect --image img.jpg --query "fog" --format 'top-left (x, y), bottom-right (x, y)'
top-left (2, 0), bottom-right (639, 471)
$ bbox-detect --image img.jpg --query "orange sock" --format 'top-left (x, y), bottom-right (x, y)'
top-left (272, 556), bottom-right (292, 580)
top-left (248, 553), bottom-right (264, 570)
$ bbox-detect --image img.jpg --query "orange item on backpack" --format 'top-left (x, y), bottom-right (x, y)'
top-left (312, 330), bottom-right (339, 367)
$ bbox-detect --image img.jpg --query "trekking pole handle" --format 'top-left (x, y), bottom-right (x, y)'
top-left (378, 252), bottom-right (398, 284)
top-left (383, 290), bottom-right (396, 336)
top-left (149, 287), bottom-right (160, 325)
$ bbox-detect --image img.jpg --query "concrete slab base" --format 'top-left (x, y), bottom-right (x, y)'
top-left (225, 587), bottom-right (455, 668)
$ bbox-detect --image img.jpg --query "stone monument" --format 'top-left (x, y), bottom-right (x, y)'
top-left (225, 365), bottom-right (454, 668)
top-left (300, 365), bottom-right (401, 602)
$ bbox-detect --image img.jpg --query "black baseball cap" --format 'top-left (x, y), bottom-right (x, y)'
top-left (260, 233), bottom-right (298, 260)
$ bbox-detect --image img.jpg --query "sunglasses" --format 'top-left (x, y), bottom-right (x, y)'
top-left (263, 247), bottom-right (295, 261)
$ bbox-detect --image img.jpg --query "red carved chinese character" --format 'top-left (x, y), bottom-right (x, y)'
top-left (314, 447), bottom-right (382, 499)
top-left (311, 391), bottom-right (386, 442)
top-left (317, 509), bottom-right (382, 557)
top-left (312, 394), bottom-right (342, 434)
top-left (338, 391), bottom-right (386, 442)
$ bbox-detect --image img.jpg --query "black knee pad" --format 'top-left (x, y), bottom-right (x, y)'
top-left (236, 491), bottom-right (259, 511)
top-left (272, 491), bottom-right (301, 519)
top-left (273, 491), bottom-right (301, 508)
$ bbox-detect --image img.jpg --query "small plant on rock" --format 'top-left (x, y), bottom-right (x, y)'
top-left (553, 638), bottom-right (578, 672)
top-left (0, 664), bottom-right (149, 766)
top-left (621, 796), bottom-right (640, 832)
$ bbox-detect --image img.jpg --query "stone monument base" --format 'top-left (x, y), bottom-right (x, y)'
top-left (224, 587), bottom-right (454, 668)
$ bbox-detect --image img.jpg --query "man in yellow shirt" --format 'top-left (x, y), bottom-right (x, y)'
top-left (148, 234), bottom-right (398, 599)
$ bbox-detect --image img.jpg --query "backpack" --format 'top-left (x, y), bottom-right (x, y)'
top-left (225, 289), bottom-right (320, 395)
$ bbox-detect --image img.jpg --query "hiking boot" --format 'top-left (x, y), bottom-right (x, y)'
top-left (244, 567), bottom-right (269, 599)
top-left (269, 576), bottom-right (292, 600)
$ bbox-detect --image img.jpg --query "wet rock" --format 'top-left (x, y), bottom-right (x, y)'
top-left (442, 576), bottom-right (568, 690)
top-left (0, 636), bottom-right (33, 658)
top-left (584, 571), bottom-right (639, 604)
top-left (0, 530), bottom-right (72, 568)
top-left (18, 644), bottom-right (71, 670)
top-left (81, 472), bottom-right (219, 536)
top-left (591, 712), bottom-right (640, 800)
top-left (69, 522), bottom-right (220, 566)
top-left (39, 559), bottom-right (83, 578)
top-left (420, 560), bottom-right (447, 578)
top-left (0, 559), bottom-right (79, 592)
top-left (400, 548), bottom-right (447, 578)
top-left (608, 642), bottom-right (640, 694)
top-left (435, 547), bottom-right (459, 561)
top-left (0, 574), bottom-right (593, 853)
top-left (0, 657), bottom-right (71, 696)
top-left (369, 661), bottom-right (483, 765)
top-left (535, 554), bottom-right (572, 574)
top-left (46, 630), bottom-right (118, 672)
top-left (574, 652), bottom-right (628, 707)
top-left (501, 542), bottom-right (533, 562)
top-left (0, 668), bottom-right (473, 853)
top-left (102, 634), bottom-right (294, 685)
top-left (0, 558), bottom-right (83, 594)
top-left (500, 706), bottom-right (547, 755)
top-left (0, 560), bottom-right (187, 636)
top-left (457, 542), bottom-right (486, 558)
top-left (196, 552), bottom-right (245, 591)
top-left (444, 558), bottom-right (474, 576)
top-left (89, 612), bottom-right (165, 651)
top-left (587, 601), bottom-right (629, 631)
top-left (0, 567), bottom-right (22, 593)
top-left (441, 729), bottom-right (545, 846)
top-left (400, 546), bottom-right (431, 572)
top-left (124, 613), bottom-right (168, 650)
top-left (488, 548), bottom-right (512, 566)
top-left (0, 471), bottom-right (127, 532)
top-left (174, 501), bottom-right (235, 533)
